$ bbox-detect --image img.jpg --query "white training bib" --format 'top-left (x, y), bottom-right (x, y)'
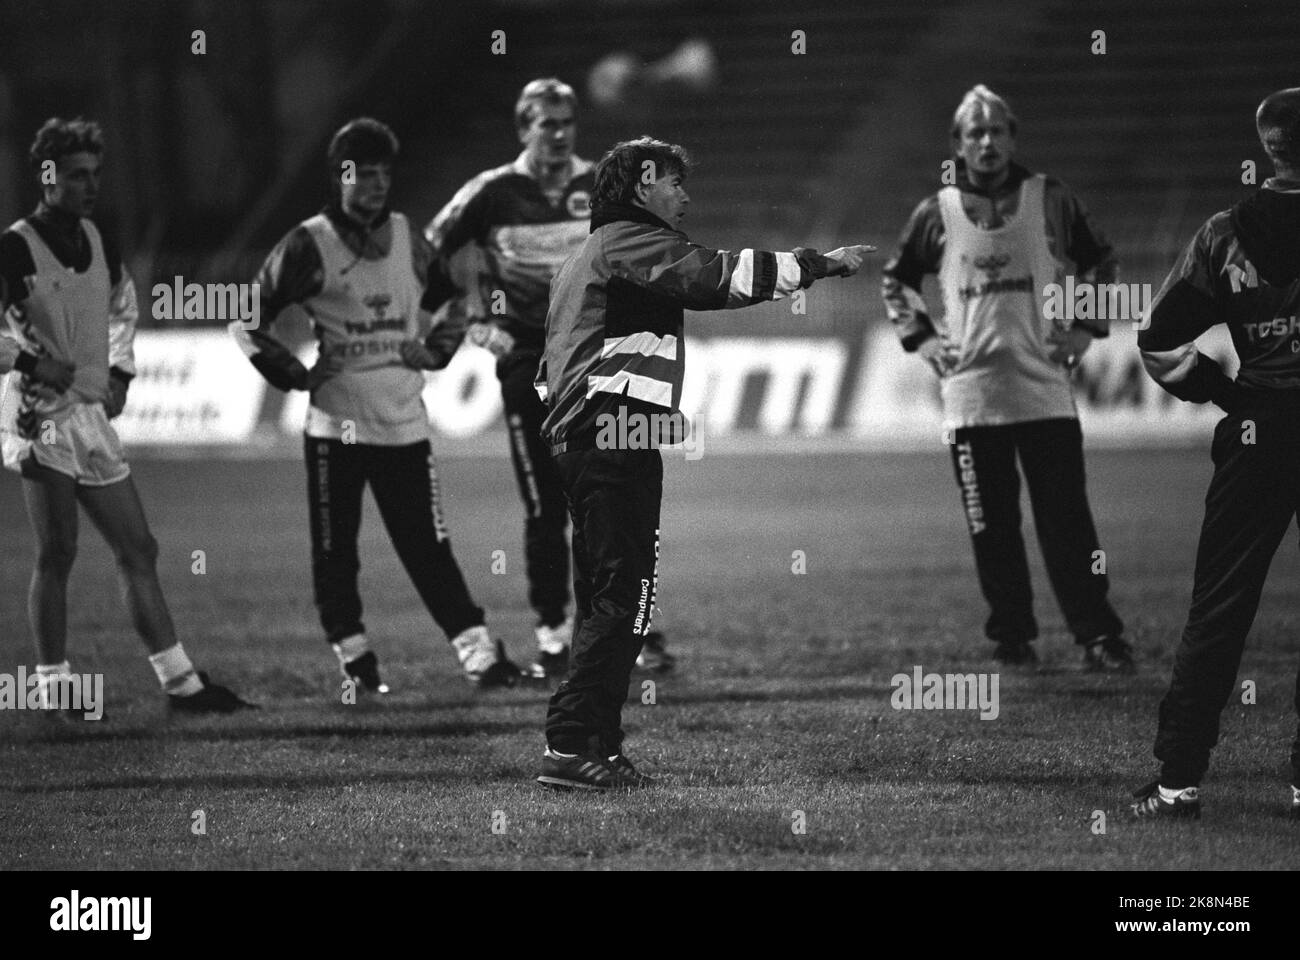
top-left (936, 175), bottom-right (1076, 429)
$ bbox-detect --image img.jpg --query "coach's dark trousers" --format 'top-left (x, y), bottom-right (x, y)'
top-left (1155, 406), bottom-right (1300, 788)
top-left (949, 417), bottom-right (1123, 646)
top-left (499, 349), bottom-right (570, 627)
top-left (304, 436), bottom-right (484, 645)
top-left (545, 446), bottom-right (662, 756)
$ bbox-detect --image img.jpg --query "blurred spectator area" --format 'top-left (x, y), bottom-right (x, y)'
top-left (0, 0), bottom-right (1294, 333)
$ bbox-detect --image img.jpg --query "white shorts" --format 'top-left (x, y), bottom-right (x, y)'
top-left (1, 400), bottom-right (131, 487)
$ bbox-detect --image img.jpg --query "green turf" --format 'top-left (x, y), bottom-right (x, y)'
top-left (2, 447), bottom-right (1297, 869)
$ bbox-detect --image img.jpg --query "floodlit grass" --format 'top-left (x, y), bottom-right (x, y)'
top-left (2, 449), bottom-right (1296, 869)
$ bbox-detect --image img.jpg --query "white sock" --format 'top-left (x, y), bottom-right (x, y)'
top-left (1159, 785), bottom-right (1197, 802)
top-left (1292, 785), bottom-right (1299, 803)
top-left (148, 644), bottom-right (203, 696)
top-left (535, 618), bottom-right (572, 655)
top-left (35, 662), bottom-right (72, 709)
top-left (332, 633), bottom-right (369, 667)
top-left (451, 625), bottom-right (493, 671)
top-left (547, 748), bottom-right (577, 759)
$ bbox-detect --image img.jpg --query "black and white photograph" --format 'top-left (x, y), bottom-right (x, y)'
top-left (0, 0), bottom-right (1296, 906)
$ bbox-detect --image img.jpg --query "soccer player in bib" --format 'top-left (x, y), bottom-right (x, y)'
top-left (881, 86), bottom-right (1132, 671)
top-left (1132, 88), bottom-right (1300, 821)
top-left (424, 79), bottom-right (673, 681)
top-left (233, 118), bottom-right (520, 693)
top-left (0, 117), bottom-right (252, 715)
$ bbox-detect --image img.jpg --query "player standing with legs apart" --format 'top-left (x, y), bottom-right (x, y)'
top-left (534, 136), bottom-right (870, 789)
top-left (424, 79), bottom-right (673, 682)
top-left (232, 118), bottom-right (521, 693)
top-left (1132, 88), bottom-right (1300, 821)
top-left (881, 85), bottom-right (1132, 671)
top-left (0, 118), bottom-right (252, 715)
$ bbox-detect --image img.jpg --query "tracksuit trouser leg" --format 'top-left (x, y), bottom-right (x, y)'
top-left (545, 447), bottom-right (661, 756)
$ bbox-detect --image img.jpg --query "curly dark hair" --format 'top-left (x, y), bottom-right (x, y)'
top-left (29, 117), bottom-right (103, 171)
top-left (327, 117), bottom-right (400, 174)
top-left (592, 136), bottom-right (692, 208)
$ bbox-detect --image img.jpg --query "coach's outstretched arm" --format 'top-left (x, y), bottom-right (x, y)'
top-left (1138, 222), bottom-right (1240, 411)
top-left (601, 228), bottom-right (870, 310)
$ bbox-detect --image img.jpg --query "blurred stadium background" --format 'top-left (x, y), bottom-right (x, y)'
top-left (0, 0), bottom-right (1293, 453)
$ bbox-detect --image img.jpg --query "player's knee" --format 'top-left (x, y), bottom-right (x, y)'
top-left (118, 532), bottom-right (160, 572)
top-left (34, 539), bottom-right (77, 578)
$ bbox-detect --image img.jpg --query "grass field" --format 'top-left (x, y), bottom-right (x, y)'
top-left (1, 445), bottom-right (1298, 870)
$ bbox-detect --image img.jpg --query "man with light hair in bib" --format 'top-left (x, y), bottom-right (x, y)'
top-left (881, 85), bottom-right (1132, 671)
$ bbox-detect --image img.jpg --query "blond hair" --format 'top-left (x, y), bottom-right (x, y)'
top-left (951, 84), bottom-right (1018, 139)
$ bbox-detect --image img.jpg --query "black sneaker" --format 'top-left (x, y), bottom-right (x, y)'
top-left (343, 650), bottom-right (389, 694)
top-left (992, 640), bottom-right (1038, 666)
top-left (476, 640), bottom-right (523, 689)
top-left (169, 673), bottom-right (258, 714)
top-left (1130, 780), bottom-right (1201, 820)
top-left (537, 745), bottom-right (621, 791)
top-left (1083, 636), bottom-right (1136, 674)
top-left (607, 752), bottom-right (655, 788)
top-left (526, 648), bottom-right (569, 683)
top-left (635, 631), bottom-right (676, 674)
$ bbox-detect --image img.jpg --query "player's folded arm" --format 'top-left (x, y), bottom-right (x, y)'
top-left (1139, 257), bottom-right (1236, 409)
top-left (1052, 178), bottom-right (1120, 338)
top-left (231, 226), bottom-right (324, 391)
top-left (107, 267), bottom-right (139, 383)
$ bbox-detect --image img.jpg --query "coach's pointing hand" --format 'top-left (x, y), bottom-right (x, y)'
top-left (823, 244), bottom-right (875, 278)
top-left (32, 356), bottom-right (76, 393)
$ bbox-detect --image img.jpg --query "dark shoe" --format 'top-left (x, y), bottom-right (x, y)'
top-left (1083, 635), bottom-right (1136, 674)
top-left (169, 673), bottom-right (258, 714)
top-left (607, 752), bottom-right (655, 788)
top-left (1130, 780), bottom-right (1201, 820)
top-left (476, 640), bottom-right (523, 689)
top-left (992, 640), bottom-right (1038, 666)
top-left (635, 631), bottom-right (675, 674)
top-left (537, 746), bottom-right (621, 791)
top-left (526, 648), bottom-right (569, 683)
top-left (343, 650), bottom-right (389, 694)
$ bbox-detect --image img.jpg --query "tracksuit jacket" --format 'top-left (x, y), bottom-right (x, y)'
top-left (538, 201), bottom-right (835, 454)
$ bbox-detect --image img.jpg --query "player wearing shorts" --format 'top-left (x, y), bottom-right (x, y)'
top-left (0, 117), bottom-right (252, 715)
top-left (534, 136), bottom-right (870, 789)
top-left (881, 85), bottom-right (1132, 671)
top-left (1132, 88), bottom-right (1300, 821)
top-left (233, 118), bottom-right (520, 692)
top-left (425, 78), bottom-right (673, 681)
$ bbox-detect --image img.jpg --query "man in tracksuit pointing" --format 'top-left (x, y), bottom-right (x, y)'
top-left (534, 135), bottom-right (870, 790)
top-left (1132, 88), bottom-right (1300, 821)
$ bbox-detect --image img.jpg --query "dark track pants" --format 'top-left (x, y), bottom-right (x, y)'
top-left (545, 447), bottom-right (661, 755)
top-left (499, 350), bottom-right (570, 626)
top-left (949, 417), bottom-right (1123, 646)
top-left (304, 435), bottom-right (483, 645)
top-left (1155, 410), bottom-right (1300, 788)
